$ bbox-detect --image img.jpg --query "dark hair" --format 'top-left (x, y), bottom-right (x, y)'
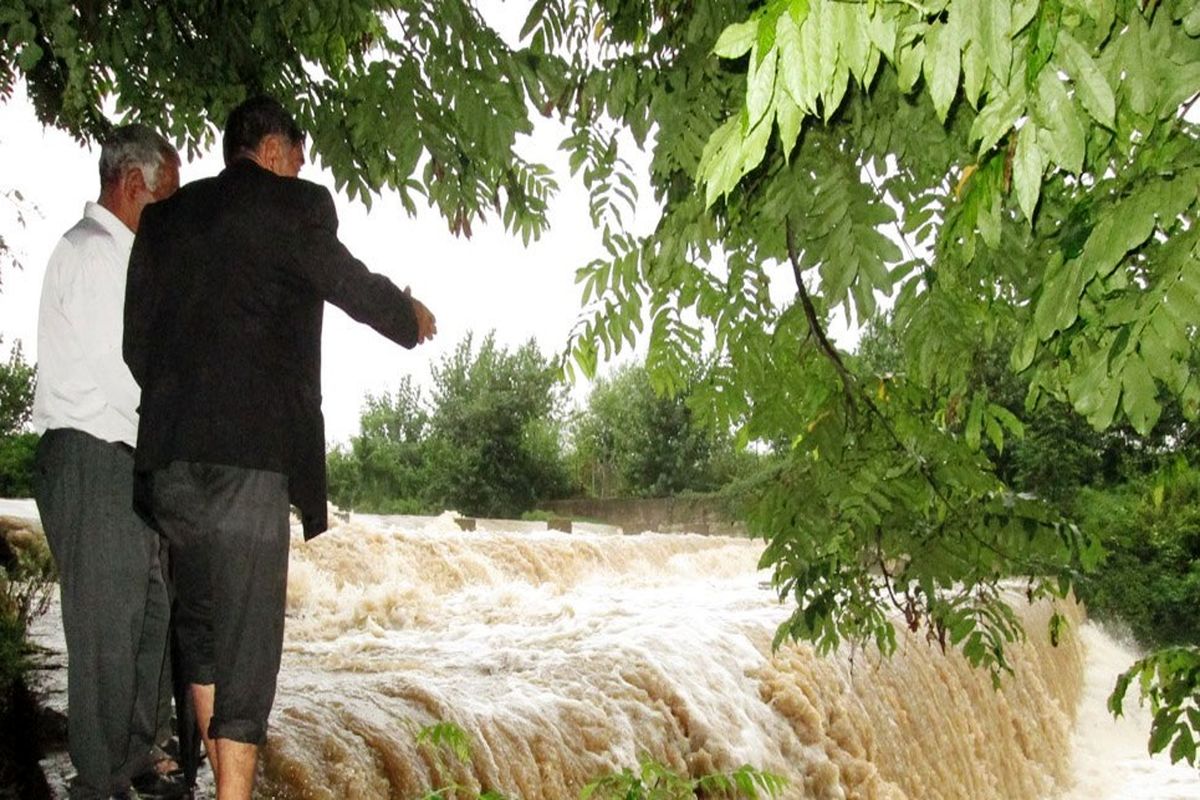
top-left (222, 95), bottom-right (304, 166)
top-left (99, 124), bottom-right (178, 190)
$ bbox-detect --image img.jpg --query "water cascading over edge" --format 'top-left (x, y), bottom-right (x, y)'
top-left (255, 515), bottom-right (1084, 800)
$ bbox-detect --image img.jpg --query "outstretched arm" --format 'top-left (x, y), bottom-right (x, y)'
top-left (291, 185), bottom-right (433, 349)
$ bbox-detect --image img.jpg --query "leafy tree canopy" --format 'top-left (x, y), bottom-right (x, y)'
top-left (1, 0), bottom-right (564, 238)
top-left (0, 338), bottom-right (34, 437)
top-left (327, 377), bottom-right (431, 514)
top-left (0, 339), bottom-right (36, 498)
top-left (569, 361), bottom-right (742, 498)
top-left (327, 333), bottom-right (569, 518)
top-left (425, 332), bottom-right (569, 517)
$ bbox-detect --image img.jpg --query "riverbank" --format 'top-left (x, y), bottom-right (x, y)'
top-left (0, 501), bottom-right (54, 798)
top-left (0, 671), bottom-right (54, 798)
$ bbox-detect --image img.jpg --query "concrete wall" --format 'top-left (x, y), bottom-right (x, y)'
top-left (541, 496), bottom-right (746, 536)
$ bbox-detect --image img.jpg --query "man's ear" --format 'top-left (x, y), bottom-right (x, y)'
top-left (259, 135), bottom-right (284, 171)
top-left (123, 167), bottom-right (148, 200)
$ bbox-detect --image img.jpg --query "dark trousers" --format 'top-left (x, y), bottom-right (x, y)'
top-left (149, 461), bottom-right (291, 746)
top-left (34, 429), bottom-right (170, 799)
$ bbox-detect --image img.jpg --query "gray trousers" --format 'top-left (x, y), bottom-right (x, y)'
top-left (34, 429), bottom-right (171, 799)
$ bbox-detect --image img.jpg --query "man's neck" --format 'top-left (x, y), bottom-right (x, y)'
top-left (97, 191), bottom-right (138, 233)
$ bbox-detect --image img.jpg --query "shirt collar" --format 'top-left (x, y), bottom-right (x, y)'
top-left (83, 201), bottom-right (135, 251)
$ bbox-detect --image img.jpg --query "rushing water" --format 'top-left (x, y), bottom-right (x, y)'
top-left (260, 514), bottom-right (1084, 799)
top-left (6, 500), bottom-right (1196, 799)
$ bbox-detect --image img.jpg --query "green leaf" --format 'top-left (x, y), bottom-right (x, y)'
top-left (866, 7), bottom-right (896, 62)
top-left (969, 82), bottom-right (1025, 155)
top-left (1033, 68), bottom-right (1085, 174)
top-left (961, 40), bottom-right (986, 108)
top-left (898, 40), bottom-right (926, 93)
top-left (1012, 0), bottom-right (1040, 34)
top-left (1068, 345), bottom-right (1115, 425)
top-left (790, 0), bottom-right (810, 27)
top-left (1011, 324), bottom-right (1038, 372)
top-left (1055, 33), bottom-right (1115, 129)
top-left (777, 12), bottom-right (817, 112)
top-left (989, 404), bottom-right (1025, 439)
top-left (924, 20), bottom-right (962, 122)
top-left (16, 42), bottom-right (42, 72)
top-left (834, 2), bottom-right (871, 84)
top-left (776, 96), bottom-right (804, 159)
top-left (700, 109), bottom-right (775, 206)
top-left (1076, 191), bottom-right (1159, 283)
top-left (810, 0), bottom-right (838, 99)
top-left (1034, 253), bottom-right (1084, 340)
top-left (966, 392), bottom-right (985, 450)
top-left (698, 117), bottom-right (742, 206)
top-left (985, 411), bottom-right (1004, 452)
top-left (1026, 1), bottom-right (1061, 87)
top-left (714, 19), bottom-right (758, 59)
top-left (1122, 16), bottom-right (1158, 117)
top-left (1170, 728), bottom-right (1196, 765)
top-left (1185, 4), bottom-right (1200, 37)
top-left (978, 1), bottom-right (1013, 84)
top-left (1012, 123), bottom-right (1043, 223)
top-left (1122, 354), bottom-right (1161, 436)
top-left (1149, 717), bottom-right (1177, 755)
top-left (747, 42), bottom-right (779, 127)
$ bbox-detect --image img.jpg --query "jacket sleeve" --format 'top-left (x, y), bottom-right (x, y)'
top-left (123, 207), bottom-right (159, 388)
top-left (290, 184), bottom-right (419, 348)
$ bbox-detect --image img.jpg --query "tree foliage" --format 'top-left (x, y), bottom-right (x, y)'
top-left (569, 362), bottom-right (740, 498)
top-left (1110, 645), bottom-right (1200, 767)
top-left (0, 339), bottom-right (34, 437)
top-left (1075, 461), bottom-right (1200, 651)
top-left (425, 332), bottom-right (570, 517)
top-left (1, 0), bottom-right (564, 238)
top-left (0, 339), bottom-right (36, 498)
top-left (0, 186), bottom-right (36, 287)
top-left (542, 0), bottom-right (1196, 726)
top-left (327, 377), bottom-right (431, 514)
top-left (328, 333), bottom-right (570, 518)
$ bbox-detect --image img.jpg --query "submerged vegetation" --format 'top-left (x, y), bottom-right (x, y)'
top-left (413, 721), bottom-right (786, 800)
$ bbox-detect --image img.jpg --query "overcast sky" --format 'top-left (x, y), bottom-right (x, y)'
top-left (0, 81), bottom-right (664, 444)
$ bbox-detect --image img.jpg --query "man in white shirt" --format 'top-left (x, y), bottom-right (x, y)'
top-left (32, 124), bottom-right (181, 800)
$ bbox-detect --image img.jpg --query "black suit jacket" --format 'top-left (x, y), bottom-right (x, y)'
top-left (124, 159), bottom-right (418, 539)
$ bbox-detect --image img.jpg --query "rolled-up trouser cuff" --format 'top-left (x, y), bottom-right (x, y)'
top-left (209, 716), bottom-right (269, 746)
top-left (183, 663), bottom-right (216, 687)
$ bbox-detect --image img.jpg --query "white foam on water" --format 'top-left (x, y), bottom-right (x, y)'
top-left (1056, 624), bottom-right (1200, 800)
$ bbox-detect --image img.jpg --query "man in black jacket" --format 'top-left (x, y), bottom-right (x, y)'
top-left (124, 96), bottom-right (435, 798)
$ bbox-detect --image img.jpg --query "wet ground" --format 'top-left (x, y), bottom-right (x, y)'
top-left (25, 590), bottom-right (216, 799)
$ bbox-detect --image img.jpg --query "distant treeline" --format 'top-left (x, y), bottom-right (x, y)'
top-left (324, 331), bottom-right (755, 520)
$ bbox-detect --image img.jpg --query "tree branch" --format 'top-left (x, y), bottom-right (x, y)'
top-left (784, 217), bottom-right (857, 408)
top-left (784, 216), bottom-right (968, 515)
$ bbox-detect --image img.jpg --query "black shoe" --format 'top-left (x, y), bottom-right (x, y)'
top-left (130, 769), bottom-right (191, 799)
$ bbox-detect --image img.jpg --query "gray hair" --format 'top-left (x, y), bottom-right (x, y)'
top-left (98, 124), bottom-right (179, 192)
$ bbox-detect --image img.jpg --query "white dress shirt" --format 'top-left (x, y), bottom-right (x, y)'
top-left (32, 202), bottom-right (141, 447)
